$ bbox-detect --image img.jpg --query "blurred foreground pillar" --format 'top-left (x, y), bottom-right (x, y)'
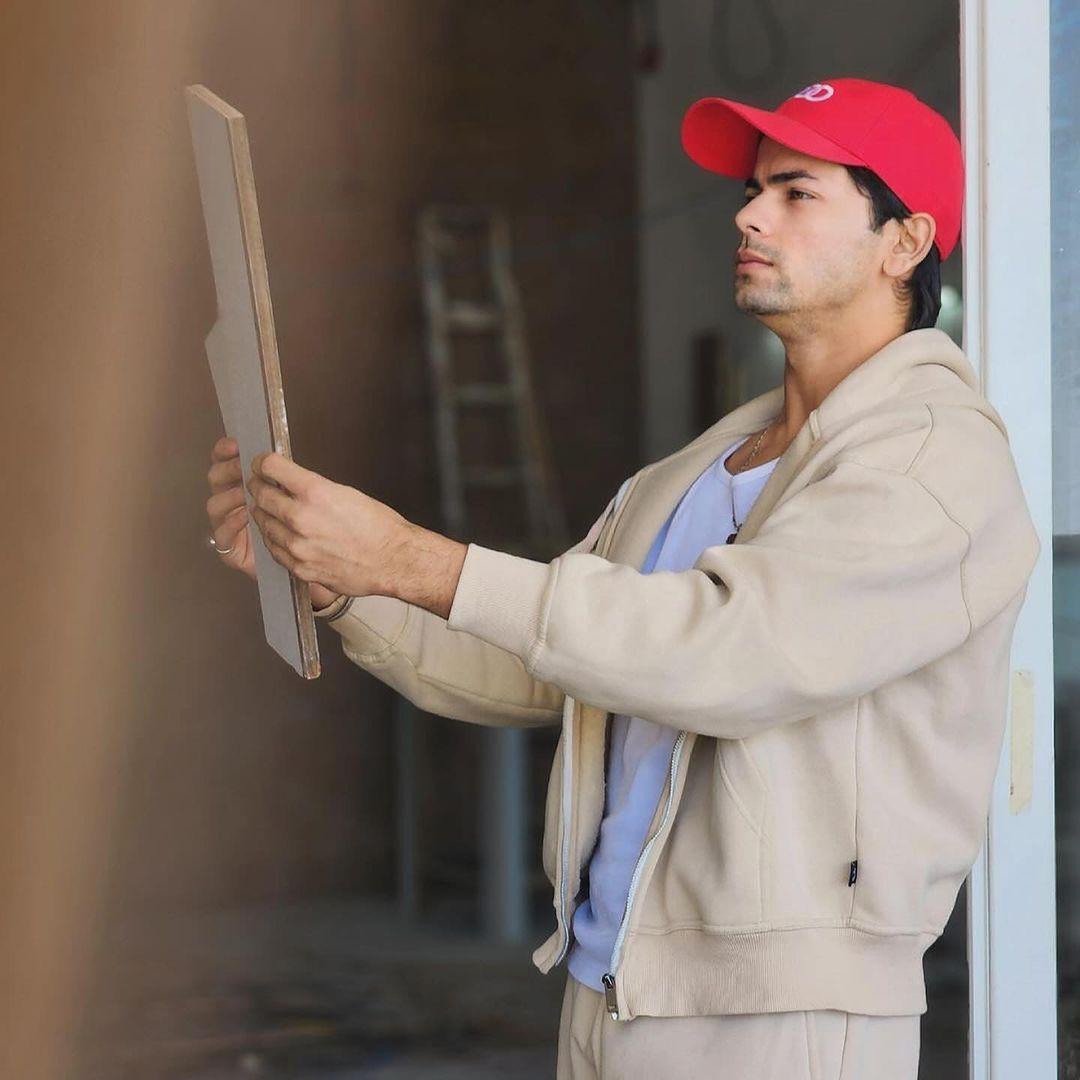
top-left (0, 3), bottom-right (205, 1075)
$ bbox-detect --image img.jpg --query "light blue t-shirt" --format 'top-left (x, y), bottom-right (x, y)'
top-left (567, 435), bottom-right (779, 991)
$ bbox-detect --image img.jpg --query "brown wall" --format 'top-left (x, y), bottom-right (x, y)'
top-left (0, 2), bottom-right (637, 1074)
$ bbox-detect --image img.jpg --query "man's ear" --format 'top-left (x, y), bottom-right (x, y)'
top-left (883, 213), bottom-right (937, 280)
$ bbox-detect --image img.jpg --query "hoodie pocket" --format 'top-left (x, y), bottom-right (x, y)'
top-left (647, 736), bottom-right (769, 929)
top-left (717, 737), bottom-right (769, 840)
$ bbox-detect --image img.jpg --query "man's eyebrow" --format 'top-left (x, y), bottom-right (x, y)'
top-left (744, 170), bottom-right (821, 189)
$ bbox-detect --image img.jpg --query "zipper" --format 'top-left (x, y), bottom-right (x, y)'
top-left (553, 474), bottom-right (642, 966)
top-left (601, 973), bottom-right (619, 1019)
top-left (601, 729), bottom-right (688, 1020)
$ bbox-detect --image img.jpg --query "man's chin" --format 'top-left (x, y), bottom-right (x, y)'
top-left (735, 293), bottom-right (788, 317)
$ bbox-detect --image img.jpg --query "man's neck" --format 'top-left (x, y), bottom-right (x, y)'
top-left (769, 312), bottom-right (908, 442)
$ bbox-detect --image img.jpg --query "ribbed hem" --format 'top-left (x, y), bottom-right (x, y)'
top-left (446, 544), bottom-right (552, 664)
top-left (533, 925), bottom-right (566, 974)
top-left (606, 926), bottom-right (931, 1019)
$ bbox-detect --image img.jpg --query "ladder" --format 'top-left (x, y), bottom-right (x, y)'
top-left (413, 205), bottom-right (566, 943)
top-left (418, 205), bottom-right (566, 555)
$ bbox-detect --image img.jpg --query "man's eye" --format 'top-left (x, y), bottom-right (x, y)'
top-left (742, 189), bottom-right (812, 203)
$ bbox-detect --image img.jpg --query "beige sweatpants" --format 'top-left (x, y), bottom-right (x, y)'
top-left (556, 977), bottom-right (921, 1080)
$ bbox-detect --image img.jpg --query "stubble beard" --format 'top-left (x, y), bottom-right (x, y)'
top-left (734, 271), bottom-right (797, 317)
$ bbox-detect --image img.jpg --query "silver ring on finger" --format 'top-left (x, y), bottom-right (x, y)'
top-left (208, 533), bottom-right (235, 557)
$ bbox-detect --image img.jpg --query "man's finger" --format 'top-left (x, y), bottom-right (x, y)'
top-left (249, 475), bottom-right (298, 528)
top-left (208, 456), bottom-right (243, 494)
top-left (251, 506), bottom-right (293, 552)
top-left (251, 452), bottom-right (319, 498)
top-left (207, 486), bottom-right (247, 526)
top-left (211, 436), bottom-right (240, 463)
top-left (216, 505), bottom-right (249, 546)
top-left (263, 536), bottom-right (299, 576)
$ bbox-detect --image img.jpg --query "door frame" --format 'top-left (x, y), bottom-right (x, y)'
top-left (961, 1), bottom-right (1059, 1077)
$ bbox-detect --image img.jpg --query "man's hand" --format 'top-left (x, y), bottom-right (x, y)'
top-left (247, 452), bottom-right (468, 620)
top-left (206, 437), bottom-right (257, 580)
top-left (205, 437), bottom-right (339, 610)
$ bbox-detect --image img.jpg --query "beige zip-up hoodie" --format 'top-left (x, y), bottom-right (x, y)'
top-left (317, 328), bottom-right (1040, 1020)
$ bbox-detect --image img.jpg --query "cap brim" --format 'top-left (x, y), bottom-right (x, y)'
top-left (682, 98), bottom-right (866, 178)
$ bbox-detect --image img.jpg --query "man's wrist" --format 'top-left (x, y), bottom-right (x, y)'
top-left (310, 582), bottom-right (343, 612)
top-left (393, 524), bottom-right (468, 620)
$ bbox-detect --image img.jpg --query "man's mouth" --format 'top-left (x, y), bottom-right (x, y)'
top-left (735, 250), bottom-right (773, 268)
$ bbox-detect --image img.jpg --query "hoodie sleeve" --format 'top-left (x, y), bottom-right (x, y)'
top-left (316, 490), bottom-right (624, 728)
top-left (446, 458), bottom-right (1040, 739)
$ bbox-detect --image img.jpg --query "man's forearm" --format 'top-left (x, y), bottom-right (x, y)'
top-left (247, 451), bottom-right (468, 618)
top-left (309, 527), bottom-right (467, 620)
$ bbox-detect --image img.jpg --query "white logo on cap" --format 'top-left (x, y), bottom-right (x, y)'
top-left (793, 83), bottom-right (835, 102)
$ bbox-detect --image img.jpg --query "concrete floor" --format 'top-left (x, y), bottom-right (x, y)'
top-left (76, 898), bottom-right (563, 1080)
top-left (72, 897), bottom-right (1052, 1079)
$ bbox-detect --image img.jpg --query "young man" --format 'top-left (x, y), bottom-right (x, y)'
top-left (206, 78), bottom-right (1040, 1078)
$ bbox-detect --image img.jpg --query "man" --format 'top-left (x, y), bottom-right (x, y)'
top-left (206, 78), bottom-right (1040, 1078)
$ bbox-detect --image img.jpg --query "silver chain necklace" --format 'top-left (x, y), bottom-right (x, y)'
top-left (725, 423), bottom-right (772, 545)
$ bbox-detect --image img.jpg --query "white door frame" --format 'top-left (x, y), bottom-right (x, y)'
top-left (961, 1), bottom-right (1059, 1077)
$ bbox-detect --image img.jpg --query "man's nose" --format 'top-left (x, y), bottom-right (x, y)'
top-left (734, 199), bottom-right (766, 239)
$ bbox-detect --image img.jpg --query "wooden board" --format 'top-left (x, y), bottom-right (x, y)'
top-left (185, 84), bottom-right (320, 679)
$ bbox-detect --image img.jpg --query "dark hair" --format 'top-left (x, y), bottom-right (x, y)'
top-left (845, 165), bottom-right (942, 331)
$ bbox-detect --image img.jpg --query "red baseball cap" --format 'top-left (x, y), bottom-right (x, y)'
top-left (681, 78), bottom-right (964, 260)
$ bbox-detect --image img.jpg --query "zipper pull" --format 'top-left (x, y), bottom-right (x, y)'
top-left (601, 973), bottom-right (620, 1020)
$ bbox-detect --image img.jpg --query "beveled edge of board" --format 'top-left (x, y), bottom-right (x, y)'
top-left (184, 83), bottom-right (244, 121)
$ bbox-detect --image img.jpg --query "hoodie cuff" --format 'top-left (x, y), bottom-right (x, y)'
top-left (446, 543), bottom-right (552, 666)
top-left (313, 593), bottom-right (353, 621)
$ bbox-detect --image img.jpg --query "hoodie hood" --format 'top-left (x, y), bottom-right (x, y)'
top-left (812, 328), bottom-right (1008, 442)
